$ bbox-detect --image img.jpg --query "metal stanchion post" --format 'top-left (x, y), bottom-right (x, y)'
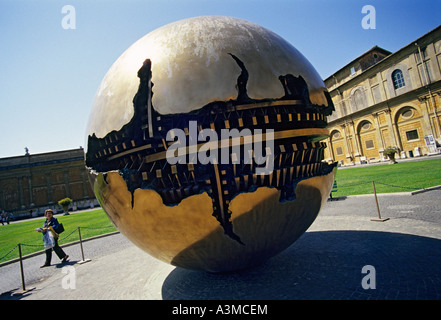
top-left (12, 244), bottom-right (35, 296)
top-left (78, 227), bottom-right (91, 264)
top-left (371, 181), bottom-right (389, 222)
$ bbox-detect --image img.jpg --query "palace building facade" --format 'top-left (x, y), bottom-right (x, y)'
top-left (0, 148), bottom-right (97, 218)
top-left (323, 25), bottom-right (441, 165)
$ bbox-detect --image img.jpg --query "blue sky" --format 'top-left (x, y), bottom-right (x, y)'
top-left (0, 0), bottom-right (440, 158)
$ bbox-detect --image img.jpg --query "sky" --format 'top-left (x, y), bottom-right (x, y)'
top-left (0, 0), bottom-right (440, 158)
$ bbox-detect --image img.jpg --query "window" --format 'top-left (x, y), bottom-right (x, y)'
top-left (336, 147), bottom-right (343, 155)
top-left (401, 108), bottom-right (413, 119)
top-left (406, 129), bottom-right (419, 141)
top-left (365, 140), bottom-right (374, 149)
top-left (350, 66), bottom-right (356, 75)
top-left (361, 121), bottom-right (371, 131)
top-left (332, 131), bottom-right (341, 140)
top-left (392, 69), bottom-right (405, 89)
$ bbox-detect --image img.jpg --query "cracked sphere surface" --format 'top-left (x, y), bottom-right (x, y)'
top-left (86, 16), bottom-right (337, 272)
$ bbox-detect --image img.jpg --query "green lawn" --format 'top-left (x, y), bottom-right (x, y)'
top-left (331, 158), bottom-right (441, 197)
top-left (0, 209), bottom-right (117, 263)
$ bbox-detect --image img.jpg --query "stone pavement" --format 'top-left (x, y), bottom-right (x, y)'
top-left (1, 189), bottom-right (440, 300)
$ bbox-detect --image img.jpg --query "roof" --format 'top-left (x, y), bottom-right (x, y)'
top-left (324, 46), bottom-right (392, 82)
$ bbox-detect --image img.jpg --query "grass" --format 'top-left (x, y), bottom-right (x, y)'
top-left (331, 158), bottom-right (441, 197)
top-left (0, 209), bottom-right (117, 263)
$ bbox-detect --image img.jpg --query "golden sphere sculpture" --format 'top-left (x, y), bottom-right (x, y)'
top-left (86, 16), bottom-right (337, 272)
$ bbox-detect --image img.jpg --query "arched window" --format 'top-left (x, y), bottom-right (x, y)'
top-left (360, 120), bottom-right (372, 131)
top-left (392, 69), bottom-right (405, 89)
top-left (331, 130), bottom-right (341, 140)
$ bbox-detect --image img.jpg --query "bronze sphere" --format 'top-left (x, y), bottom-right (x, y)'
top-left (86, 16), bottom-right (337, 272)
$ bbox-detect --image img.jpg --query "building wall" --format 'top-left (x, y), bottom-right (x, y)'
top-left (324, 26), bottom-right (441, 165)
top-left (0, 148), bottom-right (96, 217)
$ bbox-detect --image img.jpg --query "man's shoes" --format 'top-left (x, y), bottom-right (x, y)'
top-left (40, 264), bottom-right (50, 268)
top-left (62, 255), bottom-right (69, 263)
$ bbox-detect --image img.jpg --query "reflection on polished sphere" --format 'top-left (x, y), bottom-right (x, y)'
top-left (86, 16), bottom-right (337, 272)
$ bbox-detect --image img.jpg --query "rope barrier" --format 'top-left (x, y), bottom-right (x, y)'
top-left (0, 244), bottom-right (19, 262)
top-left (79, 226), bottom-right (116, 230)
top-left (20, 243), bottom-right (44, 248)
top-left (335, 180), bottom-right (425, 190)
top-left (334, 181), bottom-right (372, 188)
top-left (0, 219), bottom-right (116, 295)
top-left (0, 179), bottom-right (429, 263)
top-left (1, 178), bottom-right (438, 295)
top-left (57, 228), bottom-right (81, 243)
top-left (0, 224), bottom-right (117, 264)
top-left (0, 178), bottom-right (430, 264)
top-left (373, 181), bottom-right (424, 190)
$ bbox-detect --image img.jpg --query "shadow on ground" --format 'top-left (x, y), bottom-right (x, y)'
top-left (162, 230), bottom-right (441, 300)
